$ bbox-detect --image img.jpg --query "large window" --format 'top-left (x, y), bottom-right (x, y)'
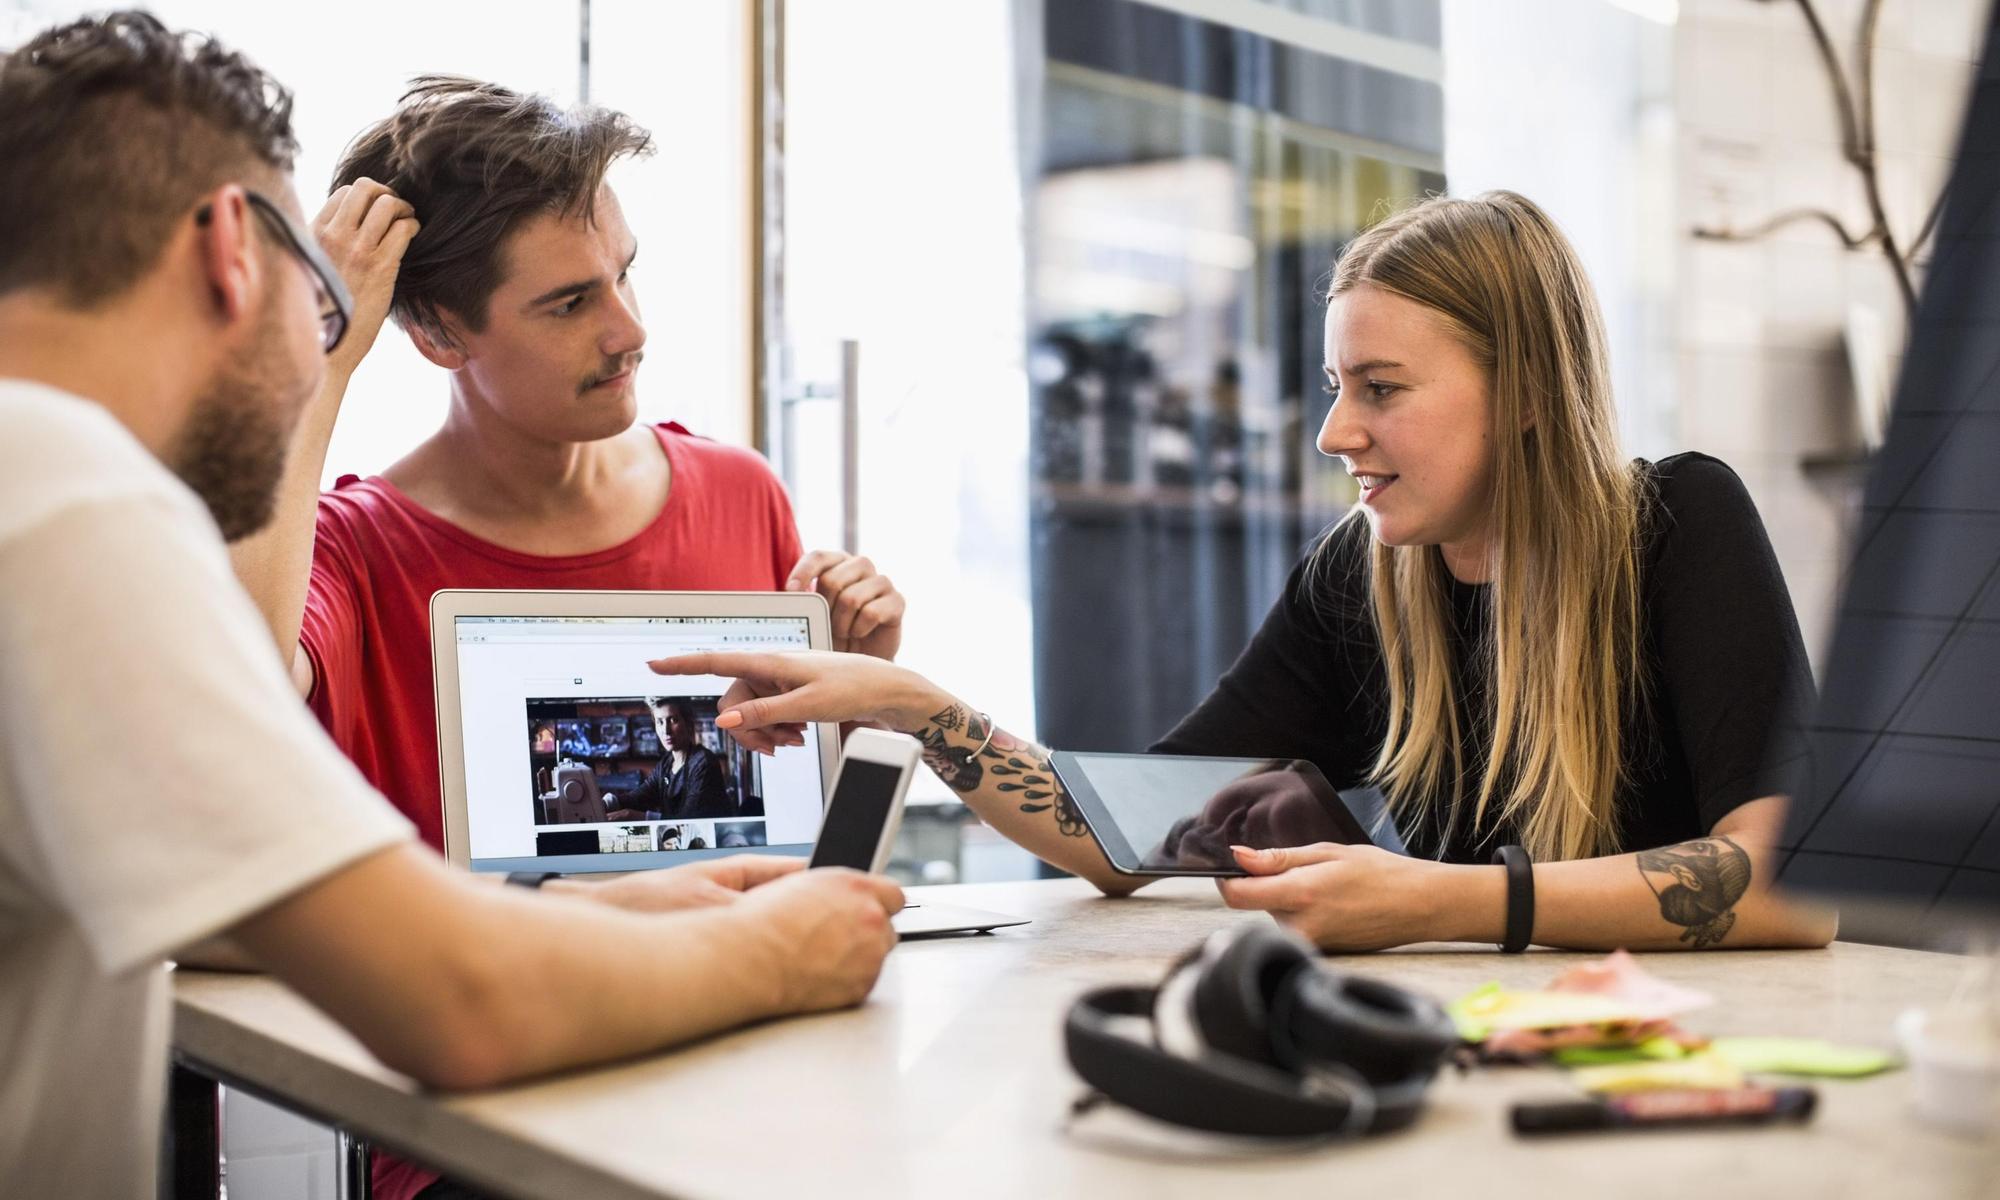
top-left (767, 0), bottom-right (1038, 800)
top-left (1024, 0), bottom-right (1446, 754)
top-left (764, 0), bottom-right (1451, 778)
top-left (4, 0), bottom-right (754, 478)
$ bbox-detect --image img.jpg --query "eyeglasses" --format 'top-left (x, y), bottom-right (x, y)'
top-left (196, 190), bottom-right (354, 354)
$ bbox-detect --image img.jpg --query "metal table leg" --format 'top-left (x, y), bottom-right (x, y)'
top-left (160, 1061), bottom-right (220, 1200)
top-left (335, 1131), bottom-right (373, 1200)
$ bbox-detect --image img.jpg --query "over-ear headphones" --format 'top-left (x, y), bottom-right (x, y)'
top-left (1064, 923), bottom-right (1459, 1139)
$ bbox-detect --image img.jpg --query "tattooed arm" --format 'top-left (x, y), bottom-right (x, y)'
top-left (646, 650), bottom-right (1146, 895)
top-left (909, 703), bottom-right (1144, 896)
top-left (1462, 798), bottom-right (1835, 950)
top-left (1219, 795), bottom-right (1837, 951)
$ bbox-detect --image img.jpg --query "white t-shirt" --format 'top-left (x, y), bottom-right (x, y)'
top-left (0, 381), bottom-right (413, 1198)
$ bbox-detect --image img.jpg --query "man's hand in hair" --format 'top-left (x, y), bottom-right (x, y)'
top-left (549, 854), bottom-right (806, 913)
top-left (312, 176), bottom-right (418, 378)
top-left (229, 178), bottom-right (418, 675)
top-left (786, 550), bottom-right (908, 661)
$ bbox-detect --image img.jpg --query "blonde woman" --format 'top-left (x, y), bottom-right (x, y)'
top-left (655, 191), bottom-right (1836, 953)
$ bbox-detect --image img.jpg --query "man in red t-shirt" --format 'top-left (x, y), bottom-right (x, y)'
top-left (228, 78), bottom-right (906, 1200)
top-left (232, 77), bottom-right (905, 852)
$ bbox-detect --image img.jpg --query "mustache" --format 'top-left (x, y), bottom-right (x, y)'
top-left (583, 352), bottom-right (645, 389)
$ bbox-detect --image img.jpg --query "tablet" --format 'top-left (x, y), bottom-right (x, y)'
top-left (1048, 752), bottom-right (1377, 877)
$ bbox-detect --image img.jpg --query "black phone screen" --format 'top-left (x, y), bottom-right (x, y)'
top-left (808, 758), bottom-right (903, 870)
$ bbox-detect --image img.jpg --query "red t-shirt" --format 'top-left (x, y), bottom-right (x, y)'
top-left (302, 423), bottom-right (805, 852)
top-left (301, 424), bottom-right (802, 1200)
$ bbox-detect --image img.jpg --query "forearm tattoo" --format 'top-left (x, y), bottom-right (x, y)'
top-left (916, 710), bottom-right (983, 791)
top-left (1636, 836), bottom-right (1752, 948)
top-left (915, 705), bottom-right (1087, 838)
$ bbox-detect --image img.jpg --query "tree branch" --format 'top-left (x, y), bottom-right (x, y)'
top-left (1904, 182), bottom-right (1951, 266)
top-left (1692, 206), bottom-right (1882, 250)
top-left (1850, 0), bottom-right (1918, 310)
top-left (1702, 0), bottom-right (1921, 315)
top-left (1793, 0), bottom-right (1864, 166)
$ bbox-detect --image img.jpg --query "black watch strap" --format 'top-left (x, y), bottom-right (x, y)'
top-left (505, 871), bottom-right (558, 890)
top-left (1491, 845), bottom-right (1535, 954)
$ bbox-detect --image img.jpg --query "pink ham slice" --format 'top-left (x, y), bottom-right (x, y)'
top-left (1480, 951), bottom-right (1715, 1056)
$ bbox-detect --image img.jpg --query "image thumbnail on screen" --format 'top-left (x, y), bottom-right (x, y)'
top-left (526, 695), bottom-right (765, 826)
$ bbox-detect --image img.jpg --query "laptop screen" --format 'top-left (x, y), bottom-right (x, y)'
top-left (452, 614), bottom-right (825, 874)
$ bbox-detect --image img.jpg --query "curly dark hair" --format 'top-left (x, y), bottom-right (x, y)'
top-left (0, 10), bottom-right (299, 305)
top-left (332, 75), bottom-right (653, 344)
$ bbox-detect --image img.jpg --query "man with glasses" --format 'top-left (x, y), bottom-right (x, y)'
top-left (0, 15), bottom-right (901, 1195)
top-left (200, 191), bottom-right (356, 355)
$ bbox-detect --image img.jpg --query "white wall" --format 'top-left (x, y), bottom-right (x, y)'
top-left (2, 0), bottom-right (752, 481)
top-left (1674, 0), bottom-right (1987, 667)
top-left (1442, 0), bottom-right (1680, 459)
top-left (1446, 0), bottom-right (1989, 670)
top-left (779, 0), bottom-right (1039, 771)
top-left (590, 0), bottom-right (753, 449)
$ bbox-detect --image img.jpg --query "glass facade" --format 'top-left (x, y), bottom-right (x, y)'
top-left (1026, 0), bottom-right (1445, 752)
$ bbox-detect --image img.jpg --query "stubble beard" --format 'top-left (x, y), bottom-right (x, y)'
top-left (167, 298), bottom-right (303, 542)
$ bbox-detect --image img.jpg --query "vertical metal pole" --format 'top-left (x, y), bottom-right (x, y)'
top-left (750, 0), bottom-right (784, 457)
top-left (160, 1062), bottom-right (219, 1200)
top-left (335, 1130), bottom-right (373, 1200)
top-left (779, 388), bottom-right (799, 511)
top-left (578, 0), bottom-right (592, 103)
top-left (840, 339), bottom-right (860, 554)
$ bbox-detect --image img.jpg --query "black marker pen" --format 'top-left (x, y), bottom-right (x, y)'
top-left (1511, 1087), bottom-right (1818, 1136)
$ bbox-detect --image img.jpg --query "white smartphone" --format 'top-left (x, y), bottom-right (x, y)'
top-left (808, 728), bottom-right (922, 874)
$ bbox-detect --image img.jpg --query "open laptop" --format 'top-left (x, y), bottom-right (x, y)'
top-left (429, 589), bottom-right (1025, 938)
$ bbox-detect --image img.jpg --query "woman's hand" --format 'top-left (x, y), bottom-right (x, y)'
top-left (1216, 843), bottom-right (1467, 952)
top-left (648, 650), bottom-right (951, 753)
top-left (310, 176), bottom-right (418, 379)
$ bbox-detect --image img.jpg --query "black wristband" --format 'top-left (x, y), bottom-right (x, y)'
top-left (505, 871), bottom-right (558, 890)
top-left (1491, 845), bottom-right (1534, 954)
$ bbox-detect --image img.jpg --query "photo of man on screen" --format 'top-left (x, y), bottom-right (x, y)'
top-left (605, 698), bottom-right (731, 820)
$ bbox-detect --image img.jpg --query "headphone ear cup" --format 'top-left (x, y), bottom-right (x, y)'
top-left (1278, 968), bottom-right (1459, 1086)
top-left (1064, 985), bottom-right (1364, 1139)
top-left (1185, 924), bottom-right (1317, 1066)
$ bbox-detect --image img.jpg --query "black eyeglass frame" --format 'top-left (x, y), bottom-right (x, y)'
top-left (196, 190), bottom-right (354, 354)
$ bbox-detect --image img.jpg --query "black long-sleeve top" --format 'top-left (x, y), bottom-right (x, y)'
top-left (623, 744), bottom-right (732, 820)
top-left (1152, 454), bottom-right (1815, 864)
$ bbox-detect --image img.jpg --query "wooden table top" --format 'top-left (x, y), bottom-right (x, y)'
top-left (174, 877), bottom-right (1998, 1199)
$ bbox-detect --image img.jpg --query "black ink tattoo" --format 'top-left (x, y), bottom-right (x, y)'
top-left (1003, 749), bottom-right (1086, 836)
top-left (1051, 788), bottom-right (1088, 838)
top-left (914, 714), bottom-right (1087, 839)
top-left (1636, 836), bottom-right (1752, 949)
top-left (987, 755), bottom-right (1051, 796)
top-left (917, 725), bottom-right (983, 792)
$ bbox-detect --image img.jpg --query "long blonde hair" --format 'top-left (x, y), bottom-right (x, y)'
top-left (1321, 191), bottom-right (1646, 862)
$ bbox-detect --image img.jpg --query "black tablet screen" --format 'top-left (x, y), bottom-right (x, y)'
top-left (1057, 754), bottom-right (1374, 874)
